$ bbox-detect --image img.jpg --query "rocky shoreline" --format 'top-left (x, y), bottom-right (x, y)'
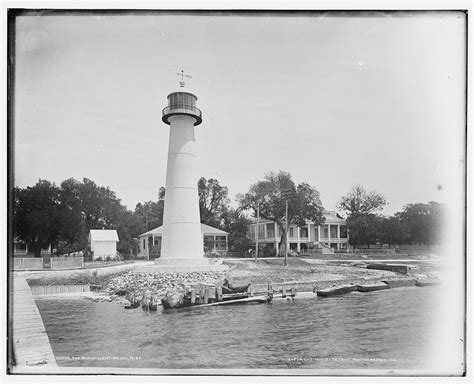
top-left (85, 270), bottom-right (228, 307)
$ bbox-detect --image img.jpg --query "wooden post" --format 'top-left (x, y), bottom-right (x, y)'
top-left (248, 285), bottom-right (254, 297)
top-left (216, 287), bottom-right (222, 302)
top-left (282, 287), bottom-right (286, 298)
top-left (190, 289), bottom-right (196, 306)
top-left (285, 199), bottom-right (288, 266)
top-left (255, 203), bottom-right (260, 261)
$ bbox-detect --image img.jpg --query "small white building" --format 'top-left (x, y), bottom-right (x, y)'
top-left (89, 229), bottom-right (120, 260)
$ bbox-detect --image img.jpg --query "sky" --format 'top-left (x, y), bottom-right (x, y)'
top-left (13, 11), bottom-right (466, 216)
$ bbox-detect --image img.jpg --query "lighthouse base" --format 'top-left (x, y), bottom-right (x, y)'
top-left (134, 258), bottom-right (229, 273)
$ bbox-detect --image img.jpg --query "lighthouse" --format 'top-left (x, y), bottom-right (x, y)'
top-left (157, 72), bottom-right (207, 266)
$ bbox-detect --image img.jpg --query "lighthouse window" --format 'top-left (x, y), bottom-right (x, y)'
top-left (169, 93), bottom-right (195, 108)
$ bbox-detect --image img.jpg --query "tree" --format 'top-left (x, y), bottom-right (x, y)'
top-left (379, 216), bottom-right (406, 247)
top-left (55, 178), bottom-right (135, 254)
top-left (397, 201), bottom-right (446, 245)
top-left (198, 177), bottom-right (230, 228)
top-left (239, 171), bottom-right (325, 254)
top-left (346, 214), bottom-right (383, 248)
top-left (157, 178), bottom-right (230, 229)
top-left (337, 185), bottom-right (387, 248)
top-left (13, 180), bottom-right (62, 256)
top-left (14, 178), bottom-right (144, 256)
top-left (221, 207), bottom-right (253, 252)
top-left (337, 185), bottom-right (387, 216)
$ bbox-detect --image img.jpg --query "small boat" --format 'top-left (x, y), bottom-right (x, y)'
top-left (381, 279), bottom-right (417, 288)
top-left (415, 278), bottom-right (442, 287)
top-left (356, 282), bottom-right (390, 292)
top-left (222, 280), bottom-right (251, 294)
top-left (194, 294), bottom-right (272, 308)
top-left (316, 285), bottom-right (357, 297)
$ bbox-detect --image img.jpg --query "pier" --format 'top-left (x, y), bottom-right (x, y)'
top-left (10, 274), bottom-right (57, 369)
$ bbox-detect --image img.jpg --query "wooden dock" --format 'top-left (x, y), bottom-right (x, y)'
top-left (11, 275), bottom-right (57, 368)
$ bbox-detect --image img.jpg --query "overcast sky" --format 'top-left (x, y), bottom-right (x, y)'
top-left (13, 11), bottom-right (466, 215)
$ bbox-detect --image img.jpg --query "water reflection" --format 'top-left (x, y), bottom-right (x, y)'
top-left (36, 287), bottom-right (440, 370)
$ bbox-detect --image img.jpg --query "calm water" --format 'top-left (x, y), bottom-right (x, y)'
top-left (36, 287), bottom-right (440, 371)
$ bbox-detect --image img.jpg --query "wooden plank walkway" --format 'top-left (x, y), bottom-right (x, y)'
top-left (11, 274), bottom-right (57, 367)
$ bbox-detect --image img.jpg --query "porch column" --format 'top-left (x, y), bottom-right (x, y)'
top-left (275, 222), bottom-right (279, 255)
top-left (328, 224), bottom-right (331, 243)
top-left (337, 226), bottom-right (340, 249)
top-left (226, 235), bottom-right (228, 251)
top-left (297, 227), bottom-right (301, 252)
top-left (213, 235), bottom-right (216, 252)
top-left (318, 226), bottom-right (321, 242)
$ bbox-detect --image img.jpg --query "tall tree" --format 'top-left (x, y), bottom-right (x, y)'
top-left (198, 177), bottom-right (229, 228)
top-left (346, 214), bottom-right (385, 248)
top-left (337, 185), bottom-right (387, 248)
top-left (13, 180), bottom-right (62, 256)
top-left (397, 201), bottom-right (446, 245)
top-left (379, 216), bottom-right (406, 247)
top-left (221, 207), bottom-right (253, 252)
top-left (337, 185), bottom-right (387, 216)
top-left (239, 171), bottom-right (325, 254)
top-left (157, 178), bottom-right (230, 229)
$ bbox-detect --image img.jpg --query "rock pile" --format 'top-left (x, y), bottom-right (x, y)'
top-left (102, 270), bottom-right (227, 308)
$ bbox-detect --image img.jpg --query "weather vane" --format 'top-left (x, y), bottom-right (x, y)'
top-left (177, 69), bottom-right (192, 81)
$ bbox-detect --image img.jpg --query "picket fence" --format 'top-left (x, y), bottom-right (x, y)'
top-left (13, 256), bottom-right (84, 271)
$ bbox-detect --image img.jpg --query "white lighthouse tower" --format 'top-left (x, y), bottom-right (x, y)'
top-left (157, 71), bottom-right (207, 266)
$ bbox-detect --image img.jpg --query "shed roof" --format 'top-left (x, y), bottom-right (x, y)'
top-left (89, 229), bottom-right (119, 242)
top-left (139, 223), bottom-right (228, 237)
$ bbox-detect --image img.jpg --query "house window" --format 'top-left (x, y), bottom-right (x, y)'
top-left (322, 226), bottom-right (329, 239)
top-left (258, 224), bottom-right (265, 239)
top-left (330, 225), bottom-right (338, 239)
top-left (204, 236), bottom-right (215, 250)
top-left (143, 238), bottom-right (146, 249)
top-left (266, 223), bottom-right (274, 238)
top-left (215, 236), bottom-right (227, 250)
top-left (300, 227), bottom-right (308, 238)
top-left (340, 226), bottom-right (348, 238)
top-left (314, 226), bottom-right (319, 240)
top-left (289, 227), bottom-right (294, 238)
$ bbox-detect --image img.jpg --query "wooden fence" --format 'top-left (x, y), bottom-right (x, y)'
top-left (12, 256), bottom-right (84, 271)
top-left (50, 256), bottom-right (84, 270)
top-left (13, 258), bottom-right (44, 270)
top-left (30, 284), bottom-right (90, 296)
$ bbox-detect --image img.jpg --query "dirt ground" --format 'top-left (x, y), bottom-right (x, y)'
top-left (223, 257), bottom-right (440, 292)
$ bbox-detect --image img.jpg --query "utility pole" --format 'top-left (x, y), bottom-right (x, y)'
top-left (281, 185), bottom-right (294, 267)
top-left (285, 199), bottom-right (288, 266)
top-left (255, 202), bottom-right (260, 262)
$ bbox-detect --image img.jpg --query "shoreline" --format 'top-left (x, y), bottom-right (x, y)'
top-left (31, 257), bottom-right (443, 306)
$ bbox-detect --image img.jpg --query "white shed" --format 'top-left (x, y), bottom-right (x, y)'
top-left (89, 229), bottom-right (119, 260)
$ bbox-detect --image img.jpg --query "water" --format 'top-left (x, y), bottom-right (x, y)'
top-left (36, 287), bottom-right (440, 371)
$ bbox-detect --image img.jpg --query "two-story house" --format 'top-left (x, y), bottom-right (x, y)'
top-left (248, 210), bottom-right (349, 255)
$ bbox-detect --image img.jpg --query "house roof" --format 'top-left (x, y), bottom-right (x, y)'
top-left (89, 229), bottom-right (119, 242)
top-left (249, 210), bottom-right (346, 225)
top-left (322, 211), bottom-right (346, 225)
top-left (139, 223), bottom-right (229, 237)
